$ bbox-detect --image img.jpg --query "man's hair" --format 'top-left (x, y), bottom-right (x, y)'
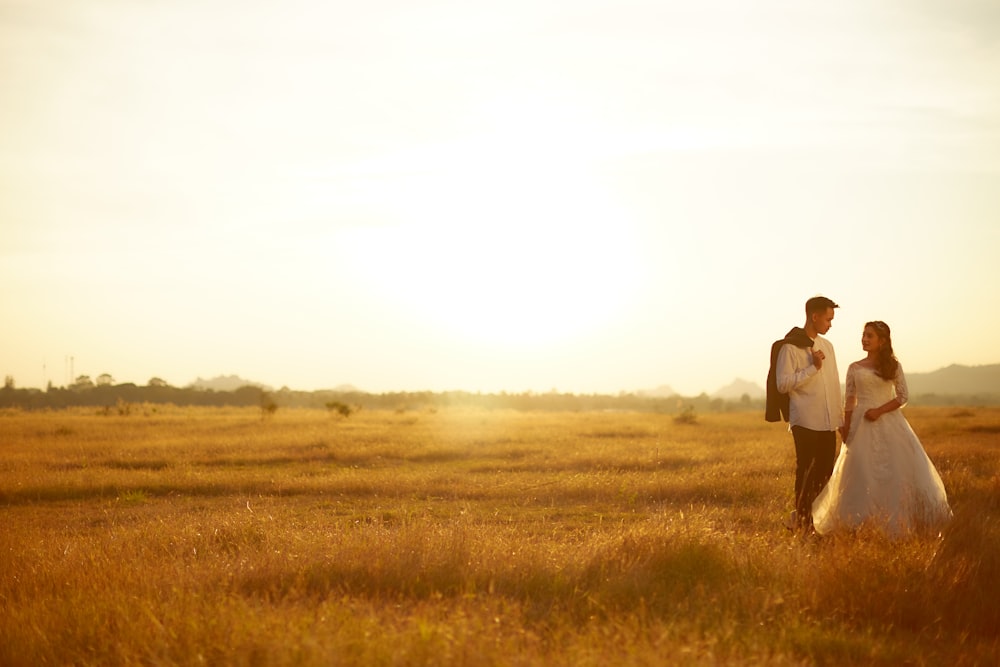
top-left (805, 296), bottom-right (839, 316)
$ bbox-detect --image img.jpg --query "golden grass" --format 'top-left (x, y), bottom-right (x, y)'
top-left (1, 406), bottom-right (998, 666)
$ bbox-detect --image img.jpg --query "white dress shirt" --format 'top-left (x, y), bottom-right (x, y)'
top-left (776, 335), bottom-right (842, 431)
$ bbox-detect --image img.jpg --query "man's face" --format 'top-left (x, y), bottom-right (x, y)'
top-left (812, 308), bottom-right (835, 335)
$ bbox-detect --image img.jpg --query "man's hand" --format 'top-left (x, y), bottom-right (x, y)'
top-left (812, 349), bottom-right (825, 370)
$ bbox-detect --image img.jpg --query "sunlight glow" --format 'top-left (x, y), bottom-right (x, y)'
top-left (342, 140), bottom-right (642, 344)
top-left (346, 206), bottom-right (641, 345)
top-left (334, 93), bottom-right (646, 346)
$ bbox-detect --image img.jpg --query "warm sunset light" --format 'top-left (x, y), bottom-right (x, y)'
top-left (341, 122), bottom-right (646, 346)
top-left (3, 0), bottom-right (999, 394)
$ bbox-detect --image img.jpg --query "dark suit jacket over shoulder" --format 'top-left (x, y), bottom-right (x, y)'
top-left (765, 327), bottom-right (813, 422)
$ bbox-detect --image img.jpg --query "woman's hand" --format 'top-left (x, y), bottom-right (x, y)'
top-left (864, 407), bottom-right (882, 421)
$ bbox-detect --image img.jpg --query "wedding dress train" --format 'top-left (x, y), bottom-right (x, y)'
top-left (812, 362), bottom-right (951, 536)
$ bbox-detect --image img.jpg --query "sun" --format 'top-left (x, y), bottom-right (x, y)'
top-left (343, 151), bottom-right (643, 346)
top-left (335, 91), bottom-right (650, 347)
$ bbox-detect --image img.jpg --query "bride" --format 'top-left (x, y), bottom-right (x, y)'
top-left (812, 321), bottom-right (952, 536)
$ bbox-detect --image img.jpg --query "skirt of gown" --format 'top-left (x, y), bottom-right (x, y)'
top-left (812, 408), bottom-right (951, 536)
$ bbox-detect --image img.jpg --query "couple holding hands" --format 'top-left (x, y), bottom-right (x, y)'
top-left (767, 296), bottom-right (952, 537)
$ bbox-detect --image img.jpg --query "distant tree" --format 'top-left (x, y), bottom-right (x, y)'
top-left (233, 385), bottom-right (265, 406)
top-left (325, 401), bottom-right (354, 418)
top-left (260, 391), bottom-right (278, 419)
top-left (71, 375), bottom-right (94, 390)
top-left (147, 377), bottom-right (169, 388)
top-left (96, 373), bottom-right (114, 387)
top-left (3, 376), bottom-right (13, 390)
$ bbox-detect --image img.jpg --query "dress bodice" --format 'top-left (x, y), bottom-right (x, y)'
top-left (844, 362), bottom-right (908, 411)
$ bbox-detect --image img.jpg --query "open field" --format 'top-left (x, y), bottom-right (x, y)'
top-left (2, 405), bottom-right (998, 666)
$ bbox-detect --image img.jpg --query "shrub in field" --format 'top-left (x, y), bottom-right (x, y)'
top-left (326, 401), bottom-right (354, 418)
top-left (673, 405), bottom-right (697, 425)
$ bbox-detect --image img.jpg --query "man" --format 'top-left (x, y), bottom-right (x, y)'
top-left (773, 296), bottom-right (842, 533)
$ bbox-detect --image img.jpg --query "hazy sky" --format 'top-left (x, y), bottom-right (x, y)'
top-left (3, 0), bottom-right (999, 395)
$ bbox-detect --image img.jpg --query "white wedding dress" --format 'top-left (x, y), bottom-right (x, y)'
top-left (812, 361), bottom-right (951, 536)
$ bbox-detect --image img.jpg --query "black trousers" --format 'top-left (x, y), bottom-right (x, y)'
top-left (791, 426), bottom-right (837, 526)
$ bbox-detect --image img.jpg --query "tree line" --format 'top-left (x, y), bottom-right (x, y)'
top-left (0, 377), bottom-right (763, 415)
top-left (3, 376), bottom-right (989, 414)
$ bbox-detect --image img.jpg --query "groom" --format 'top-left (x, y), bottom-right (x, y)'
top-left (772, 296), bottom-right (842, 532)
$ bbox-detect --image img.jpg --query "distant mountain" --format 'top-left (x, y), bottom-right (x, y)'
top-left (703, 364), bottom-right (998, 401)
top-left (636, 385), bottom-right (679, 398)
top-left (188, 375), bottom-right (273, 392)
top-left (647, 364), bottom-right (999, 403)
top-left (712, 378), bottom-right (766, 400)
top-left (905, 364), bottom-right (1000, 397)
top-left (327, 384), bottom-right (362, 393)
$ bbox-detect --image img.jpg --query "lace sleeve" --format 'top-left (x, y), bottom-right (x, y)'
top-left (844, 363), bottom-right (857, 411)
top-left (893, 362), bottom-right (908, 407)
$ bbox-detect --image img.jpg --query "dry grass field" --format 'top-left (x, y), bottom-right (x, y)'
top-left (1, 405), bottom-right (998, 666)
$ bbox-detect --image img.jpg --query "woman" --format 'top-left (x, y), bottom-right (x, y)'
top-left (812, 321), bottom-right (951, 536)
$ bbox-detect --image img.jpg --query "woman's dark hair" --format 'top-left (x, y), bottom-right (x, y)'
top-left (866, 320), bottom-right (899, 379)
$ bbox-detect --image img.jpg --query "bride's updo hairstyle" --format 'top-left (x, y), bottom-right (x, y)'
top-left (867, 320), bottom-right (899, 380)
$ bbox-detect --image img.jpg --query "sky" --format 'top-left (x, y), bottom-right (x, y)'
top-left (2, 0), bottom-right (999, 396)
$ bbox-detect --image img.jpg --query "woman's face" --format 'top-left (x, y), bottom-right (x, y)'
top-left (861, 326), bottom-right (883, 353)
